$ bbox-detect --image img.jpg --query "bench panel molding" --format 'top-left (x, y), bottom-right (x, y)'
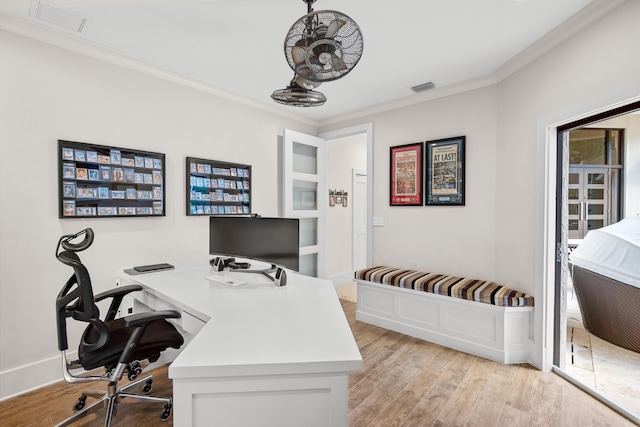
top-left (356, 280), bottom-right (533, 364)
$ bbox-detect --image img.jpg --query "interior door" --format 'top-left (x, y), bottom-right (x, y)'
top-left (283, 129), bottom-right (326, 278)
top-left (353, 169), bottom-right (367, 271)
top-left (568, 167), bottom-right (609, 239)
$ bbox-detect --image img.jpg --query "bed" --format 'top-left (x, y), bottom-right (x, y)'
top-left (568, 215), bottom-right (640, 353)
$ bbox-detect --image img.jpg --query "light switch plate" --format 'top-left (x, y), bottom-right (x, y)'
top-left (373, 216), bottom-right (384, 227)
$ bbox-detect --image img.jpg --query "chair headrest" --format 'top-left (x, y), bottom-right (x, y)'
top-left (60, 228), bottom-right (94, 253)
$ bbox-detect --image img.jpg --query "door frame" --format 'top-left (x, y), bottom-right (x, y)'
top-left (552, 100), bottom-right (639, 368)
top-left (319, 123), bottom-right (374, 268)
top-left (537, 97), bottom-right (640, 372)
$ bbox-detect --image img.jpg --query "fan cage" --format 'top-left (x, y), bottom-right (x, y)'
top-left (284, 9), bottom-right (363, 83)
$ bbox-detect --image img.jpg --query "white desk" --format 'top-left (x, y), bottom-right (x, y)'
top-left (117, 261), bottom-right (362, 427)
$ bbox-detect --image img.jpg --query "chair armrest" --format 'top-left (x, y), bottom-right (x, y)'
top-left (124, 310), bottom-right (182, 327)
top-left (94, 285), bottom-right (143, 302)
top-left (119, 310), bottom-right (182, 365)
top-left (95, 285), bottom-right (143, 322)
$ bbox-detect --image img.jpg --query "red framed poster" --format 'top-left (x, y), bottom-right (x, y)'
top-left (390, 142), bottom-right (423, 206)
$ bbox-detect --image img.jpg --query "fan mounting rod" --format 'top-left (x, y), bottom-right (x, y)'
top-left (302, 0), bottom-right (317, 13)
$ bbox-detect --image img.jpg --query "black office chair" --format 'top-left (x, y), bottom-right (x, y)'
top-left (54, 228), bottom-right (184, 426)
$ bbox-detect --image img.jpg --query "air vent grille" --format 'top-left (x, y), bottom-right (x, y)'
top-left (29, 0), bottom-right (88, 33)
top-left (411, 82), bottom-right (436, 93)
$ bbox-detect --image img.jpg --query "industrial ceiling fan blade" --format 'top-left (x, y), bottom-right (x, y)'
top-left (291, 46), bottom-right (309, 65)
top-left (325, 18), bottom-right (346, 39)
top-left (330, 56), bottom-right (347, 72)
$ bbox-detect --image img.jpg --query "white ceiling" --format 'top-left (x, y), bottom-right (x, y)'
top-left (0, 0), bottom-right (623, 125)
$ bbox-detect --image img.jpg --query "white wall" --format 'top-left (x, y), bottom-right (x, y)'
top-left (320, 0), bottom-right (640, 369)
top-left (0, 30), bottom-right (316, 399)
top-left (324, 87), bottom-right (500, 280)
top-left (326, 134), bottom-right (367, 282)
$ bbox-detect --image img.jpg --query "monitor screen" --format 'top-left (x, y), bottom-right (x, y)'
top-left (209, 216), bottom-right (300, 271)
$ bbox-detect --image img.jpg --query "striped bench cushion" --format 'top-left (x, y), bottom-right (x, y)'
top-left (355, 266), bottom-right (534, 307)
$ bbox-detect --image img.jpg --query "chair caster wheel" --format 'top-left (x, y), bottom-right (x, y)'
top-left (161, 403), bottom-right (172, 421)
top-left (127, 361), bottom-right (142, 381)
top-left (143, 379), bottom-right (153, 394)
top-left (73, 395), bottom-right (86, 412)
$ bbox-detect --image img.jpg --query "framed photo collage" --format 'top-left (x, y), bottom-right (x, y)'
top-left (186, 157), bottom-right (251, 216)
top-left (59, 140), bottom-right (166, 218)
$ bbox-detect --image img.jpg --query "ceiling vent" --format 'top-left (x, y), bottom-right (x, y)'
top-left (29, 0), bottom-right (88, 33)
top-left (411, 81), bottom-right (436, 93)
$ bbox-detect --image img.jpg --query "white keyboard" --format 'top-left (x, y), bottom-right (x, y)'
top-left (205, 274), bottom-right (247, 287)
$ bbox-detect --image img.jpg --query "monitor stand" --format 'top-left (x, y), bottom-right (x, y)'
top-left (210, 257), bottom-right (287, 286)
top-left (240, 264), bottom-right (287, 287)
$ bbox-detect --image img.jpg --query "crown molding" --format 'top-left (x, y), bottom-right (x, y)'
top-left (492, 0), bottom-right (628, 83)
top-left (0, 12), bottom-right (320, 127)
top-left (318, 75), bottom-right (498, 127)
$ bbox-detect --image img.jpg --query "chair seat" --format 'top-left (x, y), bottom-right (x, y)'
top-left (79, 318), bottom-right (184, 370)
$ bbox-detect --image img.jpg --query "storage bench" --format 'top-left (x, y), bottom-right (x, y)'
top-left (354, 266), bottom-right (534, 364)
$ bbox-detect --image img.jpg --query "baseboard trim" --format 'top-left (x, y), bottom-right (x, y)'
top-left (0, 353), bottom-right (67, 401)
top-left (328, 271), bottom-right (354, 287)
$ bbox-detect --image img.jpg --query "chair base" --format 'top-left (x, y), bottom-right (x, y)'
top-left (55, 374), bottom-right (172, 427)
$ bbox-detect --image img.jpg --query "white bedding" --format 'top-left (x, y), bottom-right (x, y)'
top-left (569, 215), bottom-right (640, 289)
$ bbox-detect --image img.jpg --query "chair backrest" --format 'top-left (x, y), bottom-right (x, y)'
top-left (55, 228), bottom-right (105, 352)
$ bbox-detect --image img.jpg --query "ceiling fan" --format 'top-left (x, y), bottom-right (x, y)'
top-left (271, 0), bottom-right (364, 107)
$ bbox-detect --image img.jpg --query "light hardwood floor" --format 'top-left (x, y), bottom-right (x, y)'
top-left (0, 299), bottom-right (636, 426)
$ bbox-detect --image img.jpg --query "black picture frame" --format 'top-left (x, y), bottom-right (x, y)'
top-left (186, 156), bottom-right (252, 216)
top-left (58, 140), bottom-right (166, 218)
top-left (389, 142), bottom-right (424, 206)
top-left (425, 136), bottom-right (465, 206)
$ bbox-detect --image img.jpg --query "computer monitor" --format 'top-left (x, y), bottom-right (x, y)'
top-left (209, 216), bottom-right (300, 271)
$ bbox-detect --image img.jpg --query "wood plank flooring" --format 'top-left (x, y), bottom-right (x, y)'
top-left (0, 299), bottom-right (636, 426)
top-left (340, 299), bottom-right (636, 427)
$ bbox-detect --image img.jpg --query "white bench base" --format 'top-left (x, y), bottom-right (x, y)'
top-left (356, 280), bottom-right (533, 364)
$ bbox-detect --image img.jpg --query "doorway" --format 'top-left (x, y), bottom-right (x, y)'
top-left (319, 123), bottom-right (373, 286)
top-left (553, 101), bottom-right (640, 420)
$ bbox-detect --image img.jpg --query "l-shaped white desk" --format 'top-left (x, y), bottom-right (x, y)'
top-left (117, 261), bottom-right (362, 427)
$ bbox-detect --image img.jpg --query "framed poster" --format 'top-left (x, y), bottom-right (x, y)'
top-left (426, 136), bottom-right (465, 206)
top-left (390, 142), bottom-right (423, 206)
